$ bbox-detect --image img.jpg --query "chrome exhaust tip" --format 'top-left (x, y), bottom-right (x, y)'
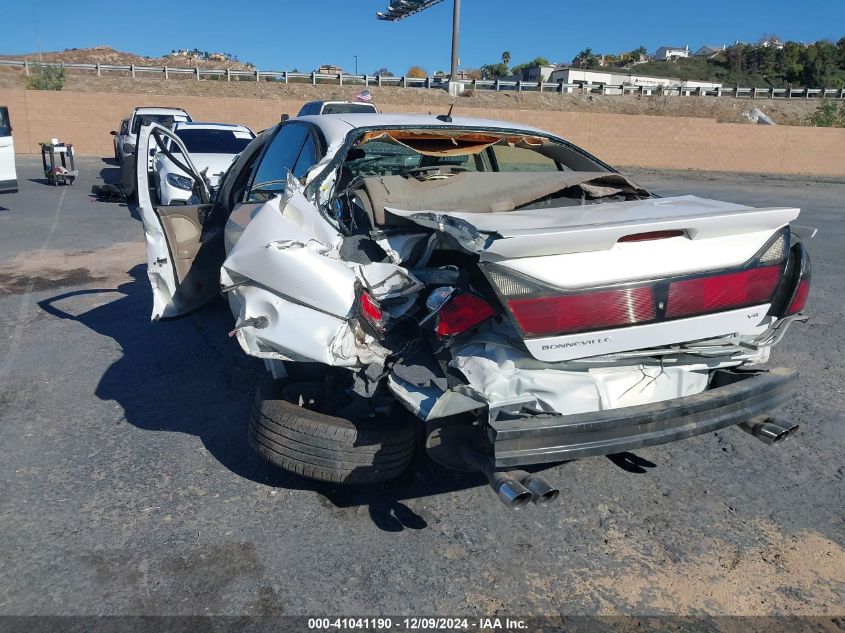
top-left (492, 475), bottom-right (533, 509)
top-left (738, 416), bottom-right (799, 445)
top-left (521, 474), bottom-right (560, 506)
top-left (460, 445), bottom-right (533, 509)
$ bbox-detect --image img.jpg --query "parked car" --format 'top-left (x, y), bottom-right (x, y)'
top-left (297, 100), bottom-right (379, 115)
top-left (110, 117), bottom-right (130, 161)
top-left (120, 107), bottom-right (192, 197)
top-left (153, 122), bottom-right (255, 205)
top-left (136, 113), bottom-right (812, 508)
top-left (0, 106), bottom-right (17, 194)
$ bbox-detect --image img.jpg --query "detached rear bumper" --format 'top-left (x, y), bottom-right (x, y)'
top-left (487, 367), bottom-right (798, 468)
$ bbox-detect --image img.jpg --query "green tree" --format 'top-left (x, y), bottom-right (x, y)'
top-left (801, 42), bottom-right (839, 86)
top-left (27, 64), bottom-right (65, 90)
top-left (480, 63), bottom-right (509, 79)
top-left (501, 51), bottom-right (511, 67)
top-left (573, 48), bottom-right (600, 69)
top-left (510, 56), bottom-right (553, 77)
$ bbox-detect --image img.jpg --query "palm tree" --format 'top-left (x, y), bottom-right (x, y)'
top-left (501, 51), bottom-right (511, 68)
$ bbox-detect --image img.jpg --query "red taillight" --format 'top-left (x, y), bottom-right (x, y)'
top-left (665, 265), bottom-right (781, 318)
top-left (507, 286), bottom-right (656, 337)
top-left (786, 279), bottom-right (810, 315)
top-left (436, 294), bottom-right (496, 337)
top-left (359, 291), bottom-right (385, 332)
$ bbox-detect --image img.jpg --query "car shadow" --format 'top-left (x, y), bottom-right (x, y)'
top-left (606, 452), bottom-right (657, 474)
top-left (36, 265), bottom-right (498, 531)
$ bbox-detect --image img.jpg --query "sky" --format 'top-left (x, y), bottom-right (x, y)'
top-left (3, 0), bottom-right (844, 74)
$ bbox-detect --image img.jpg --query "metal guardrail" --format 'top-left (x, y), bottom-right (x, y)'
top-left (2, 59), bottom-right (844, 99)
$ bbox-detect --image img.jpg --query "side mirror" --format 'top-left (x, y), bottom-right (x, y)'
top-left (280, 113), bottom-right (290, 122)
top-left (110, 130), bottom-right (118, 136)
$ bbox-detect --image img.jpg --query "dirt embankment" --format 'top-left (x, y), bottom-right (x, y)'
top-left (0, 68), bottom-right (824, 126)
top-left (1, 46), bottom-right (253, 70)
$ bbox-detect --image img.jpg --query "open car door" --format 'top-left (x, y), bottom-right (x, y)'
top-left (136, 123), bottom-right (223, 320)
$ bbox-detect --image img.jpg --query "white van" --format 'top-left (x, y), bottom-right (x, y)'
top-left (0, 106), bottom-right (17, 194)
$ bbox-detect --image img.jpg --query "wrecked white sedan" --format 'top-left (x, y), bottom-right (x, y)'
top-left (136, 113), bottom-right (812, 508)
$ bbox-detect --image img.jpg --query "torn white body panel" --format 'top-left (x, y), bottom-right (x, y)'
top-left (449, 338), bottom-right (740, 419)
top-left (225, 283), bottom-right (387, 367)
top-left (223, 196), bottom-right (354, 319)
top-left (221, 189), bottom-right (421, 367)
top-left (373, 232), bottom-right (431, 265)
top-left (387, 375), bottom-right (486, 421)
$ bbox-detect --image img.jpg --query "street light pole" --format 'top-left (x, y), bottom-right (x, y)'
top-left (450, 0), bottom-right (460, 80)
top-left (354, 55), bottom-right (358, 76)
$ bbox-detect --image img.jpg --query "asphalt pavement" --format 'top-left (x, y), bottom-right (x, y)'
top-left (0, 157), bottom-right (843, 619)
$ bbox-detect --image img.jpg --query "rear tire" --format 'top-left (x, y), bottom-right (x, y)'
top-left (249, 380), bottom-right (417, 484)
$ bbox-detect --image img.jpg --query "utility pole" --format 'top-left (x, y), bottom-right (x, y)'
top-left (354, 55), bottom-right (358, 76)
top-left (376, 0), bottom-right (460, 81)
top-left (450, 0), bottom-right (460, 80)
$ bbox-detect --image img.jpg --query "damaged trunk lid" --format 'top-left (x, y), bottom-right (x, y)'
top-left (386, 191), bottom-right (799, 362)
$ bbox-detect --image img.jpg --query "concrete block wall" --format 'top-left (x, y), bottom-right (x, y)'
top-left (2, 88), bottom-right (844, 176)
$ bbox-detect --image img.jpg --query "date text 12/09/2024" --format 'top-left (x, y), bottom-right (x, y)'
top-left (308, 618), bottom-right (528, 631)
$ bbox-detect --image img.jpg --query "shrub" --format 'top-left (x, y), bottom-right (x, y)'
top-left (27, 64), bottom-right (65, 90)
top-left (808, 101), bottom-right (845, 127)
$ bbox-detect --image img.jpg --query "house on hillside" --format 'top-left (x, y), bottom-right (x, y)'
top-left (694, 45), bottom-right (725, 58)
top-left (760, 38), bottom-right (785, 50)
top-left (316, 64), bottom-right (344, 75)
top-left (517, 64), bottom-right (558, 83)
top-left (654, 45), bottom-right (690, 61)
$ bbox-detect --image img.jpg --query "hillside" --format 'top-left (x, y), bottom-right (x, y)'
top-left (598, 40), bottom-right (845, 89)
top-left (1, 46), bottom-right (254, 70)
top-left (0, 70), bottom-right (826, 127)
top-left (0, 45), bottom-right (835, 126)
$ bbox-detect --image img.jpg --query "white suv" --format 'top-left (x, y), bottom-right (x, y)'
top-left (121, 107), bottom-right (192, 196)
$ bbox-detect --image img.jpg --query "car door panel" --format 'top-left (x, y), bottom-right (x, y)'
top-left (136, 123), bottom-right (219, 319)
top-left (154, 203), bottom-right (223, 309)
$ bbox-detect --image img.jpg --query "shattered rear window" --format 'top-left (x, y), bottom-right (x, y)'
top-left (344, 129), bottom-right (562, 177)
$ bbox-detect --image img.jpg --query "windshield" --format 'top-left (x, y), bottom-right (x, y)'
top-left (172, 129), bottom-right (254, 155)
top-left (132, 114), bottom-right (184, 133)
top-left (321, 103), bottom-right (377, 114)
top-left (0, 107), bottom-right (10, 137)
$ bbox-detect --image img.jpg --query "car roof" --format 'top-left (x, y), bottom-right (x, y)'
top-left (133, 107), bottom-right (189, 116)
top-left (293, 113), bottom-right (551, 146)
top-left (172, 121), bottom-right (253, 133)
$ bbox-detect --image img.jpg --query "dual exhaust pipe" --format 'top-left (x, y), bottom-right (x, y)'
top-left (738, 416), bottom-right (799, 445)
top-left (462, 415), bottom-right (797, 508)
top-left (461, 445), bottom-right (559, 509)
